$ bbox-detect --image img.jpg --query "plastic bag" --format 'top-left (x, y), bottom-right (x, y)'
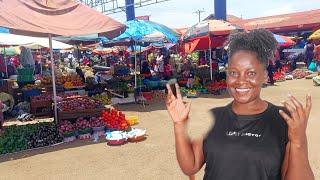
top-left (308, 61), bottom-right (317, 72)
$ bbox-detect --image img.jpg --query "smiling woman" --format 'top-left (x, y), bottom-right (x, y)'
top-left (166, 29), bottom-right (314, 180)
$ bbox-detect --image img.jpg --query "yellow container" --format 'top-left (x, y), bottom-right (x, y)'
top-left (126, 116), bottom-right (138, 126)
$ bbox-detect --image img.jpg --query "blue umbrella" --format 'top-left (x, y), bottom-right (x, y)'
top-left (273, 34), bottom-right (286, 44)
top-left (111, 20), bottom-right (179, 87)
top-left (112, 20), bottom-right (179, 44)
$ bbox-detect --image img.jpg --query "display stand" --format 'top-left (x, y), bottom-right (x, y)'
top-left (57, 107), bottom-right (108, 122)
top-left (30, 99), bottom-right (52, 117)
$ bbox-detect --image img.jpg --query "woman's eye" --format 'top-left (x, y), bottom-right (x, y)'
top-left (247, 71), bottom-right (256, 77)
top-left (228, 71), bottom-right (238, 77)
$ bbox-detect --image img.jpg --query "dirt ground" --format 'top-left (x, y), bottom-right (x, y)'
top-left (0, 79), bottom-right (319, 180)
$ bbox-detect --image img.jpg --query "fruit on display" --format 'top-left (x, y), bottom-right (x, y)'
top-left (292, 69), bottom-right (309, 79)
top-left (31, 94), bottom-right (52, 102)
top-left (205, 81), bottom-right (227, 92)
top-left (40, 76), bottom-right (52, 85)
top-left (100, 109), bottom-right (129, 130)
top-left (56, 74), bottom-right (84, 88)
top-left (58, 120), bottom-right (76, 135)
top-left (58, 96), bottom-right (104, 112)
top-left (273, 71), bottom-right (286, 82)
top-left (90, 117), bottom-right (105, 128)
top-left (27, 124), bottom-right (63, 149)
top-left (186, 89), bottom-right (199, 98)
top-left (63, 81), bottom-right (74, 89)
top-left (126, 116), bottom-right (138, 126)
top-left (22, 84), bottom-right (41, 91)
top-left (75, 117), bottom-right (91, 130)
top-left (91, 94), bottom-right (111, 105)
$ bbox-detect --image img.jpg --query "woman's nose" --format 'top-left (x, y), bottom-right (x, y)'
top-left (236, 74), bottom-right (248, 84)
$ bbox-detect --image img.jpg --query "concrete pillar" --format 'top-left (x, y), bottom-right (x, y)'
top-left (214, 0), bottom-right (226, 20)
top-left (125, 0), bottom-right (135, 21)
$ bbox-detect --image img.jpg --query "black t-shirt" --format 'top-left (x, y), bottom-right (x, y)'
top-left (203, 102), bottom-right (288, 180)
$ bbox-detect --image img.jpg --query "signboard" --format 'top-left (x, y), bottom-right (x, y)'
top-left (136, 15), bottom-right (150, 21)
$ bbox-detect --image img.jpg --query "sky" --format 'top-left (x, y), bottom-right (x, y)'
top-left (99, 0), bottom-right (320, 28)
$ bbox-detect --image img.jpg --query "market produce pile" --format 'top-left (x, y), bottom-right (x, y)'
top-left (91, 94), bottom-right (111, 105)
top-left (291, 69), bottom-right (310, 79)
top-left (0, 123), bottom-right (62, 155)
top-left (90, 117), bottom-right (105, 128)
top-left (273, 71), bottom-right (286, 82)
top-left (56, 74), bottom-right (84, 89)
top-left (30, 93), bottom-right (52, 102)
top-left (27, 124), bottom-right (63, 149)
top-left (75, 117), bottom-right (92, 134)
top-left (39, 76), bottom-right (52, 86)
top-left (58, 120), bottom-right (76, 135)
top-left (205, 81), bottom-right (227, 92)
top-left (100, 109), bottom-right (129, 130)
top-left (57, 96), bottom-right (104, 112)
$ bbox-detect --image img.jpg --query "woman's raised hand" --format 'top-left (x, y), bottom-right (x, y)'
top-left (166, 83), bottom-right (191, 124)
top-left (279, 94), bottom-right (312, 146)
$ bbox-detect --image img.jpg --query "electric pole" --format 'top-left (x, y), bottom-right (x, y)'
top-left (193, 9), bottom-right (205, 22)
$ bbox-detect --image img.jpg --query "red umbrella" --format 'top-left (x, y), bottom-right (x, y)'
top-left (0, 0), bottom-right (126, 122)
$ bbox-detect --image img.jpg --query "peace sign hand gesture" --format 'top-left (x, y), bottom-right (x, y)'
top-left (279, 94), bottom-right (312, 146)
top-left (166, 83), bottom-right (191, 124)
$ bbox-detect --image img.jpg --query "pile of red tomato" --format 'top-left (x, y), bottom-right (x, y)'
top-left (273, 71), bottom-right (286, 82)
top-left (205, 81), bottom-right (227, 92)
top-left (100, 109), bottom-right (129, 130)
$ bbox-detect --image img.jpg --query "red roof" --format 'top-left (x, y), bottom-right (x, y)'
top-left (230, 9), bottom-right (320, 33)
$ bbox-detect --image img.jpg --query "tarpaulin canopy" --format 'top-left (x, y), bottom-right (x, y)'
top-left (0, 33), bottom-right (36, 46)
top-left (53, 34), bottom-right (108, 46)
top-left (0, 0), bottom-right (125, 38)
top-left (0, 47), bottom-right (20, 56)
top-left (25, 40), bottom-right (73, 50)
top-left (112, 19), bottom-right (179, 43)
top-left (183, 19), bottom-right (244, 41)
top-left (0, 33), bottom-right (72, 49)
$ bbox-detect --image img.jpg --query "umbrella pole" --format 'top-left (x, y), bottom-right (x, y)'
top-left (209, 37), bottom-right (213, 81)
top-left (49, 34), bottom-right (58, 123)
top-left (4, 46), bottom-right (8, 78)
top-left (205, 50), bottom-right (207, 64)
top-left (139, 45), bottom-right (142, 75)
top-left (134, 41), bottom-right (137, 88)
top-left (40, 46), bottom-right (43, 75)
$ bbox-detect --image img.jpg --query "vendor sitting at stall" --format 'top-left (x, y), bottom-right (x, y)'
top-left (76, 67), bottom-right (85, 83)
top-left (141, 61), bottom-right (152, 78)
top-left (0, 92), bottom-right (14, 126)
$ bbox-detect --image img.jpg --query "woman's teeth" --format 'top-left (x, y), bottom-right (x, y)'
top-left (235, 88), bottom-right (250, 92)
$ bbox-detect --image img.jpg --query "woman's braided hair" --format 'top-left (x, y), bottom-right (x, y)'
top-left (227, 29), bottom-right (278, 68)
